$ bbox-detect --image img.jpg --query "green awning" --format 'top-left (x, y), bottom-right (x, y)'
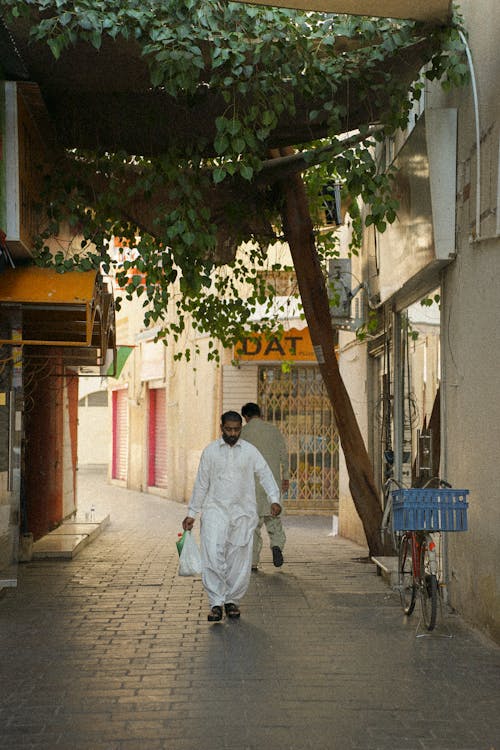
top-left (107, 346), bottom-right (133, 378)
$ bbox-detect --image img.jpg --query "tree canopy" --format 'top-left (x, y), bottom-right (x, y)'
top-left (1, 0), bottom-right (468, 358)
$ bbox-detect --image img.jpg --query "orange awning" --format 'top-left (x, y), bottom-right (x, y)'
top-left (0, 267), bottom-right (116, 370)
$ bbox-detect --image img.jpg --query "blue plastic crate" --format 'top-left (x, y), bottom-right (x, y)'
top-left (391, 488), bottom-right (469, 532)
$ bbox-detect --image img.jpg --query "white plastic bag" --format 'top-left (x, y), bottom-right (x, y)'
top-left (178, 531), bottom-right (202, 576)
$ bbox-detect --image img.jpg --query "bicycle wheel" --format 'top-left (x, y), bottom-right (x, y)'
top-left (419, 540), bottom-right (438, 631)
top-left (398, 533), bottom-right (416, 615)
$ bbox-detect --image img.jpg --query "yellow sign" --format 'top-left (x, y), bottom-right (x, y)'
top-left (235, 327), bottom-right (315, 362)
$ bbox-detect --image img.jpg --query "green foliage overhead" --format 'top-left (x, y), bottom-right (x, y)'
top-left (2, 1), bottom-right (469, 358)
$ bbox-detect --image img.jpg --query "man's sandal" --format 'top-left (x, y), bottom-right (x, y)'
top-left (224, 603), bottom-right (241, 618)
top-left (272, 546), bottom-right (284, 567)
top-left (207, 605), bottom-right (223, 622)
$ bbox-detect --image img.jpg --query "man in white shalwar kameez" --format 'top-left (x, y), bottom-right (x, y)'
top-left (182, 411), bottom-right (281, 621)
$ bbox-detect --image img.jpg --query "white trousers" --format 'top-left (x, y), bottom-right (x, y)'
top-left (200, 507), bottom-right (255, 608)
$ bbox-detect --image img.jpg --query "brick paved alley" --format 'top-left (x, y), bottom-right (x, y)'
top-left (0, 467), bottom-right (498, 750)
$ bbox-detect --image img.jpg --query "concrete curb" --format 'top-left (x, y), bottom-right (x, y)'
top-left (32, 514), bottom-right (111, 559)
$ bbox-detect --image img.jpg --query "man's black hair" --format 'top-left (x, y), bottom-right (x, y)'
top-left (241, 402), bottom-right (261, 419)
top-left (221, 410), bottom-right (242, 425)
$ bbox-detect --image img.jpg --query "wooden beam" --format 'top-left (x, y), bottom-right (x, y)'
top-left (229, 0), bottom-right (452, 23)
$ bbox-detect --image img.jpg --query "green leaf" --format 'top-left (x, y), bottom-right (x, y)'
top-left (213, 167), bottom-right (226, 184)
top-left (150, 66), bottom-right (164, 87)
top-left (90, 30), bottom-right (102, 50)
top-left (182, 232), bottom-right (195, 246)
top-left (240, 164), bottom-right (254, 181)
top-left (47, 37), bottom-right (63, 60)
top-left (262, 110), bottom-right (274, 126)
top-left (214, 134), bottom-right (229, 154)
top-left (231, 137), bottom-right (245, 153)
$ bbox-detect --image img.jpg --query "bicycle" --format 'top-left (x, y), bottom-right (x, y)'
top-left (382, 477), bottom-right (469, 632)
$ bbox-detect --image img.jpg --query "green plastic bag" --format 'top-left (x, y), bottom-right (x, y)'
top-left (176, 530), bottom-right (187, 556)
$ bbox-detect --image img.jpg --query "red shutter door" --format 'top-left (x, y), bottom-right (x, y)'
top-left (148, 387), bottom-right (167, 489)
top-left (112, 388), bottom-right (128, 481)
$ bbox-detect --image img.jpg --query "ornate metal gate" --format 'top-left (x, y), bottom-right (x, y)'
top-left (258, 365), bottom-right (339, 511)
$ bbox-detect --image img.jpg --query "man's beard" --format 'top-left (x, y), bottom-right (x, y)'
top-left (223, 434), bottom-right (239, 446)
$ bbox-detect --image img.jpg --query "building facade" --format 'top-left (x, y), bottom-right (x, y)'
top-left (109, 241), bottom-right (340, 515)
top-left (0, 81), bottom-right (116, 587)
top-left (337, 0), bottom-right (500, 641)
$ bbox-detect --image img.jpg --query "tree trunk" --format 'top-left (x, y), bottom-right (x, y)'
top-left (276, 150), bottom-right (384, 556)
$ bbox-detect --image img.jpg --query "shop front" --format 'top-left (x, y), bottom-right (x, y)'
top-left (226, 327), bottom-right (339, 512)
top-left (0, 267), bottom-right (116, 585)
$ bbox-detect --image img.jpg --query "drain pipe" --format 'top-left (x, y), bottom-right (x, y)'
top-left (458, 29), bottom-right (481, 241)
top-left (440, 274), bottom-right (450, 604)
top-left (438, 30), bottom-right (480, 600)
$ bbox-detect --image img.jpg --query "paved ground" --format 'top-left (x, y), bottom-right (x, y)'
top-left (0, 467), bottom-right (499, 750)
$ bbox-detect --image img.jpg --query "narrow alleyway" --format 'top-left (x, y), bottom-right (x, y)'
top-left (0, 467), bottom-right (498, 750)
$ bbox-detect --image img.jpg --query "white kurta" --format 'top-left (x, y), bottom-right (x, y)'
top-left (188, 437), bottom-right (280, 607)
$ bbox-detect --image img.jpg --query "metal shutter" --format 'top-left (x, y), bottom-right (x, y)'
top-left (222, 364), bottom-right (258, 414)
top-left (148, 387), bottom-right (168, 489)
top-left (112, 388), bottom-right (128, 481)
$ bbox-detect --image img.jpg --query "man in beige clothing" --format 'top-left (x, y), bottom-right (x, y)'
top-left (241, 402), bottom-right (289, 569)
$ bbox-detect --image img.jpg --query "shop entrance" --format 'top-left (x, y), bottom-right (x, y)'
top-left (258, 365), bottom-right (339, 512)
top-left (370, 292), bottom-right (441, 494)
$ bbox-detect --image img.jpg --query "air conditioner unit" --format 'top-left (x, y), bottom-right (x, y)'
top-left (321, 181), bottom-right (342, 226)
top-left (328, 258), bottom-right (365, 332)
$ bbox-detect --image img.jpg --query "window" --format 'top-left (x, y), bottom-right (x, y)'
top-left (257, 270), bottom-right (297, 296)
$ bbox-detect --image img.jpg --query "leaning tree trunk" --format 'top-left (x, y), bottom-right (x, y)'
top-left (275, 149), bottom-right (385, 557)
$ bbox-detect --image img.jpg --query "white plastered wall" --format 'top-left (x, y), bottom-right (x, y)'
top-left (425, 0), bottom-right (500, 641)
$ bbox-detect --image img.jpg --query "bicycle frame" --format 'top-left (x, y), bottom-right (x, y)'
top-left (399, 529), bottom-right (439, 631)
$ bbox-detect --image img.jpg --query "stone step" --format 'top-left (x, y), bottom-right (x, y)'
top-left (31, 515), bottom-right (110, 560)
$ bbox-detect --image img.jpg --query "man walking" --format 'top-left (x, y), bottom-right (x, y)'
top-left (182, 411), bottom-right (281, 622)
top-left (241, 402), bottom-right (289, 570)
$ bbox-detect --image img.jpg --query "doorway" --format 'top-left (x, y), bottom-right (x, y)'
top-left (258, 365), bottom-right (339, 511)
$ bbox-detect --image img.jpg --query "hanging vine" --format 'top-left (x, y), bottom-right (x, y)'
top-left (1, 1), bottom-right (469, 357)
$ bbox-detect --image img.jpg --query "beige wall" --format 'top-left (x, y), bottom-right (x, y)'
top-left (110, 297), bottom-right (226, 504)
top-left (335, 222), bottom-right (371, 545)
top-left (77, 379), bottom-right (110, 468)
top-left (442, 236), bottom-right (500, 641)
top-left (165, 335), bottom-right (224, 503)
top-left (62, 383), bottom-right (77, 519)
top-left (337, 349), bottom-right (369, 545)
top-left (77, 404), bottom-right (109, 466)
top-left (428, 0), bottom-right (500, 642)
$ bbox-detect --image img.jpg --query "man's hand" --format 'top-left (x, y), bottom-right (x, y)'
top-left (270, 503), bottom-right (282, 517)
top-left (182, 516), bottom-right (195, 531)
